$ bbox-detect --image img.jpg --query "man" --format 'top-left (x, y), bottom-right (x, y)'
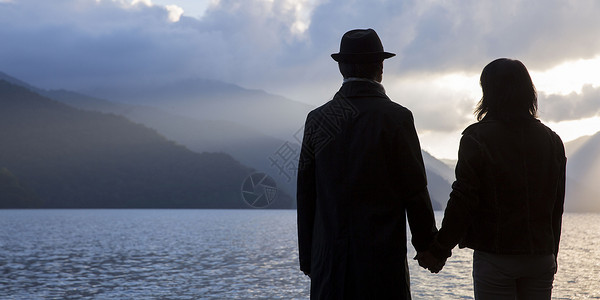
top-left (297, 28), bottom-right (439, 299)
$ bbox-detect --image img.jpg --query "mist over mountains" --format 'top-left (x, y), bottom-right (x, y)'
top-left (564, 133), bottom-right (600, 212)
top-left (0, 72), bottom-right (452, 209)
top-left (74, 76), bottom-right (455, 209)
top-left (1, 71), bottom-right (597, 211)
top-left (38, 79), bottom-right (305, 199)
top-left (0, 79), bottom-right (295, 208)
top-left (80, 79), bottom-right (314, 141)
top-left (75, 78), bottom-right (455, 209)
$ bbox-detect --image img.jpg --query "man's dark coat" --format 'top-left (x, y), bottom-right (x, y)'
top-left (297, 80), bottom-right (438, 299)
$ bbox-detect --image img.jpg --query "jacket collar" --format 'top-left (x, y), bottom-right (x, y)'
top-left (338, 78), bottom-right (389, 100)
top-left (462, 115), bottom-right (541, 134)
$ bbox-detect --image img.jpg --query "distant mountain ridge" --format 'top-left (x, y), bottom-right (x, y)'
top-left (0, 167), bottom-right (40, 208)
top-left (76, 78), bottom-right (456, 209)
top-left (72, 85), bottom-right (454, 208)
top-left (564, 131), bottom-right (600, 212)
top-left (0, 72), bottom-right (305, 201)
top-left (2, 71), bottom-right (595, 211)
top-left (0, 79), bottom-right (294, 208)
top-left (0, 72), bottom-right (459, 210)
top-left (565, 134), bottom-right (593, 158)
top-left (80, 79), bottom-right (314, 141)
top-left (36, 84), bottom-right (301, 198)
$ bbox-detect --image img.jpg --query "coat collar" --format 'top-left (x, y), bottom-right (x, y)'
top-left (338, 79), bottom-right (389, 100)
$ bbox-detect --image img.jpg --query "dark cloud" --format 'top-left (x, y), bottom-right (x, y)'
top-left (1, 0), bottom-right (600, 125)
top-left (0, 0), bottom-right (203, 88)
top-left (0, 0), bottom-right (325, 90)
top-left (390, 0), bottom-right (600, 74)
top-left (306, 0), bottom-right (600, 75)
top-left (540, 85), bottom-right (600, 122)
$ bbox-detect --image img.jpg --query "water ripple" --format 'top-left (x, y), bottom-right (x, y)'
top-left (0, 210), bottom-right (598, 299)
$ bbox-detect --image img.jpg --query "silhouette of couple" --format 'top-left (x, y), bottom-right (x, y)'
top-left (297, 29), bottom-right (566, 300)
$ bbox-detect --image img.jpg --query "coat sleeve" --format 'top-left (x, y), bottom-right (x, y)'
top-left (433, 133), bottom-right (482, 258)
top-left (396, 112), bottom-right (438, 252)
top-left (297, 113), bottom-right (317, 274)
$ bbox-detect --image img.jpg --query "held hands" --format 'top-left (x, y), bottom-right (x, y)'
top-left (414, 250), bottom-right (446, 273)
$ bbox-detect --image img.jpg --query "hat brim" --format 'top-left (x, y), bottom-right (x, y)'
top-left (331, 51), bottom-right (395, 63)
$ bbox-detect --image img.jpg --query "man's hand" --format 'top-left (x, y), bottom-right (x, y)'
top-left (414, 250), bottom-right (446, 273)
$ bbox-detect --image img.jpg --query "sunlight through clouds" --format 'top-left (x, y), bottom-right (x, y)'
top-left (386, 73), bottom-right (476, 132)
top-left (544, 117), bottom-right (600, 142)
top-left (131, 0), bottom-right (152, 6)
top-left (165, 4), bottom-right (183, 22)
top-left (531, 56), bottom-right (600, 95)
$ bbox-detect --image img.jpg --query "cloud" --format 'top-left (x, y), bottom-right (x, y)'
top-left (0, 0), bottom-right (198, 88)
top-left (0, 0), bottom-right (321, 90)
top-left (384, 74), bottom-right (479, 132)
top-left (2, 0), bottom-right (600, 125)
top-left (540, 85), bottom-right (600, 122)
top-left (302, 0), bottom-right (600, 73)
top-left (165, 5), bottom-right (184, 22)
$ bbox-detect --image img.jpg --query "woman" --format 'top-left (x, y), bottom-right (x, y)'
top-left (430, 58), bottom-right (566, 299)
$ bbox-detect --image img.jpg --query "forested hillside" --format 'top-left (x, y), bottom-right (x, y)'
top-left (0, 80), bottom-right (294, 208)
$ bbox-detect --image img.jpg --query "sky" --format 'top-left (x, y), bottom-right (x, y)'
top-left (1, 0), bottom-right (600, 159)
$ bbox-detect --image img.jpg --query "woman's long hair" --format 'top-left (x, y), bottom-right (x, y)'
top-left (475, 58), bottom-right (538, 121)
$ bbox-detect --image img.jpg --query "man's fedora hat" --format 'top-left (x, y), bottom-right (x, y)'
top-left (331, 29), bottom-right (396, 63)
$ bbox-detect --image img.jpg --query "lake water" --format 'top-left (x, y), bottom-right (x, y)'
top-left (0, 210), bottom-right (598, 299)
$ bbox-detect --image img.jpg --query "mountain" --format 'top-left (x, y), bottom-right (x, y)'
top-left (74, 79), bottom-right (457, 207)
top-left (440, 159), bottom-right (457, 170)
top-left (38, 88), bottom-right (301, 197)
top-left (564, 131), bottom-right (600, 212)
top-left (422, 150), bottom-right (455, 183)
top-left (80, 79), bottom-right (314, 141)
top-left (422, 151), bottom-right (453, 210)
top-left (0, 167), bottom-right (41, 208)
top-left (0, 72), bottom-right (301, 197)
top-left (0, 80), bottom-right (295, 208)
top-left (0, 72), bottom-right (456, 210)
top-left (564, 134), bottom-right (593, 158)
top-left (1, 71), bottom-right (37, 88)
top-left (48, 86), bottom-right (453, 209)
